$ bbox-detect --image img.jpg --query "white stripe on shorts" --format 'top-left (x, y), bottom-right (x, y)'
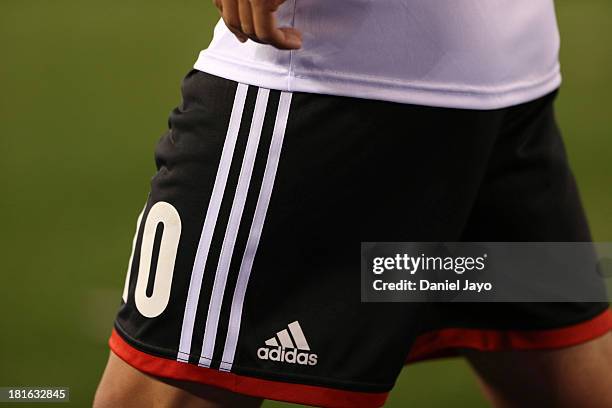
top-left (176, 83), bottom-right (249, 363)
top-left (219, 91), bottom-right (292, 372)
top-left (199, 87), bottom-right (270, 367)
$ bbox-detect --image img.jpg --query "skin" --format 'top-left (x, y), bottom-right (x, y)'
top-left (213, 0), bottom-right (302, 49)
top-left (466, 332), bottom-right (612, 408)
top-left (94, 332), bottom-right (612, 407)
top-left (94, 351), bottom-right (263, 408)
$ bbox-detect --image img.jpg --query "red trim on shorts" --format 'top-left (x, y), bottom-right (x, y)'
top-left (407, 308), bottom-right (612, 363)
top-left (109, 329), bottom-right (388, 408)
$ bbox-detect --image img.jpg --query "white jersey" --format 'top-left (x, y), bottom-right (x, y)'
top-left (194, 0), bottom-right (561, 110)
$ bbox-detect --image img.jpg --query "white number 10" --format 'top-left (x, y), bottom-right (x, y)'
top-left (122, 201), bottom-right (182, 318)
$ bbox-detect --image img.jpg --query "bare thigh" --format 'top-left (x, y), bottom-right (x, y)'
top-left (94, 351), bottom-right (263, 408)
top-left (464, 332), bottom-right (612, 408)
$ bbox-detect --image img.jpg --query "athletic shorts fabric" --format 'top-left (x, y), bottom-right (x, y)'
top-left (110, 70), bottom-right (612, 408)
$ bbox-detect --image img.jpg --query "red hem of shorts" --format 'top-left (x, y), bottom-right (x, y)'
top-left (109, 329), bottom-right (388, 408)
top-left (406, 308), bottom-right (612, 363)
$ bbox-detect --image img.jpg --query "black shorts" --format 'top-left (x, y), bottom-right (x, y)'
top-left (110, 70), bottom-right (611, 408)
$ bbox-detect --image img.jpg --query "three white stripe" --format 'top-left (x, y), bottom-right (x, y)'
top-left (219, 92), bottom-right (292, 371)
top-left (199, 88), bottom-right (270, 367)
top-left (177, 84), bottom-right (293, 372)
top-left (177, 83), bottom-right (248, 362)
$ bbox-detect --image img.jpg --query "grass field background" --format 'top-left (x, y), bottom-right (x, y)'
top-left (1, 1), bottom-right (610, 407)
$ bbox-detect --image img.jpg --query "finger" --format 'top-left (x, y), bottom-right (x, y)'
top-left (238, 0), bottom-right (255, 39)
top-left (213, 0), bottom-right (223, 14)
top-left (250, 0), bottom-right (302, 49)
top-left (221, 0), bottom-right (248, 42)
top-left (267, 0), bottom-right (286, 12)
top-left (277, 27), bottom-right (303, 49)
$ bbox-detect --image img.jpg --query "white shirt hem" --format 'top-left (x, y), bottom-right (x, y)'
top-left (194, 50), bottom-right (561, 110)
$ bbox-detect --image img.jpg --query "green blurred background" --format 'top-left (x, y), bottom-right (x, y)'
top-left (0, 0), bottom-right (610, 407)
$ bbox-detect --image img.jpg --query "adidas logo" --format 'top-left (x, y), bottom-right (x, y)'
top-left (257, 321), bottom-right (318, 366)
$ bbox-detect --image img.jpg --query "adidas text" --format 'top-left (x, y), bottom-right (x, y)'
top-left (257, 346), bottom-right (318, 365)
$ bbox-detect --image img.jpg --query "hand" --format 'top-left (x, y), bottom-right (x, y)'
top-left (213, 0), bottom-right (302, 50)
